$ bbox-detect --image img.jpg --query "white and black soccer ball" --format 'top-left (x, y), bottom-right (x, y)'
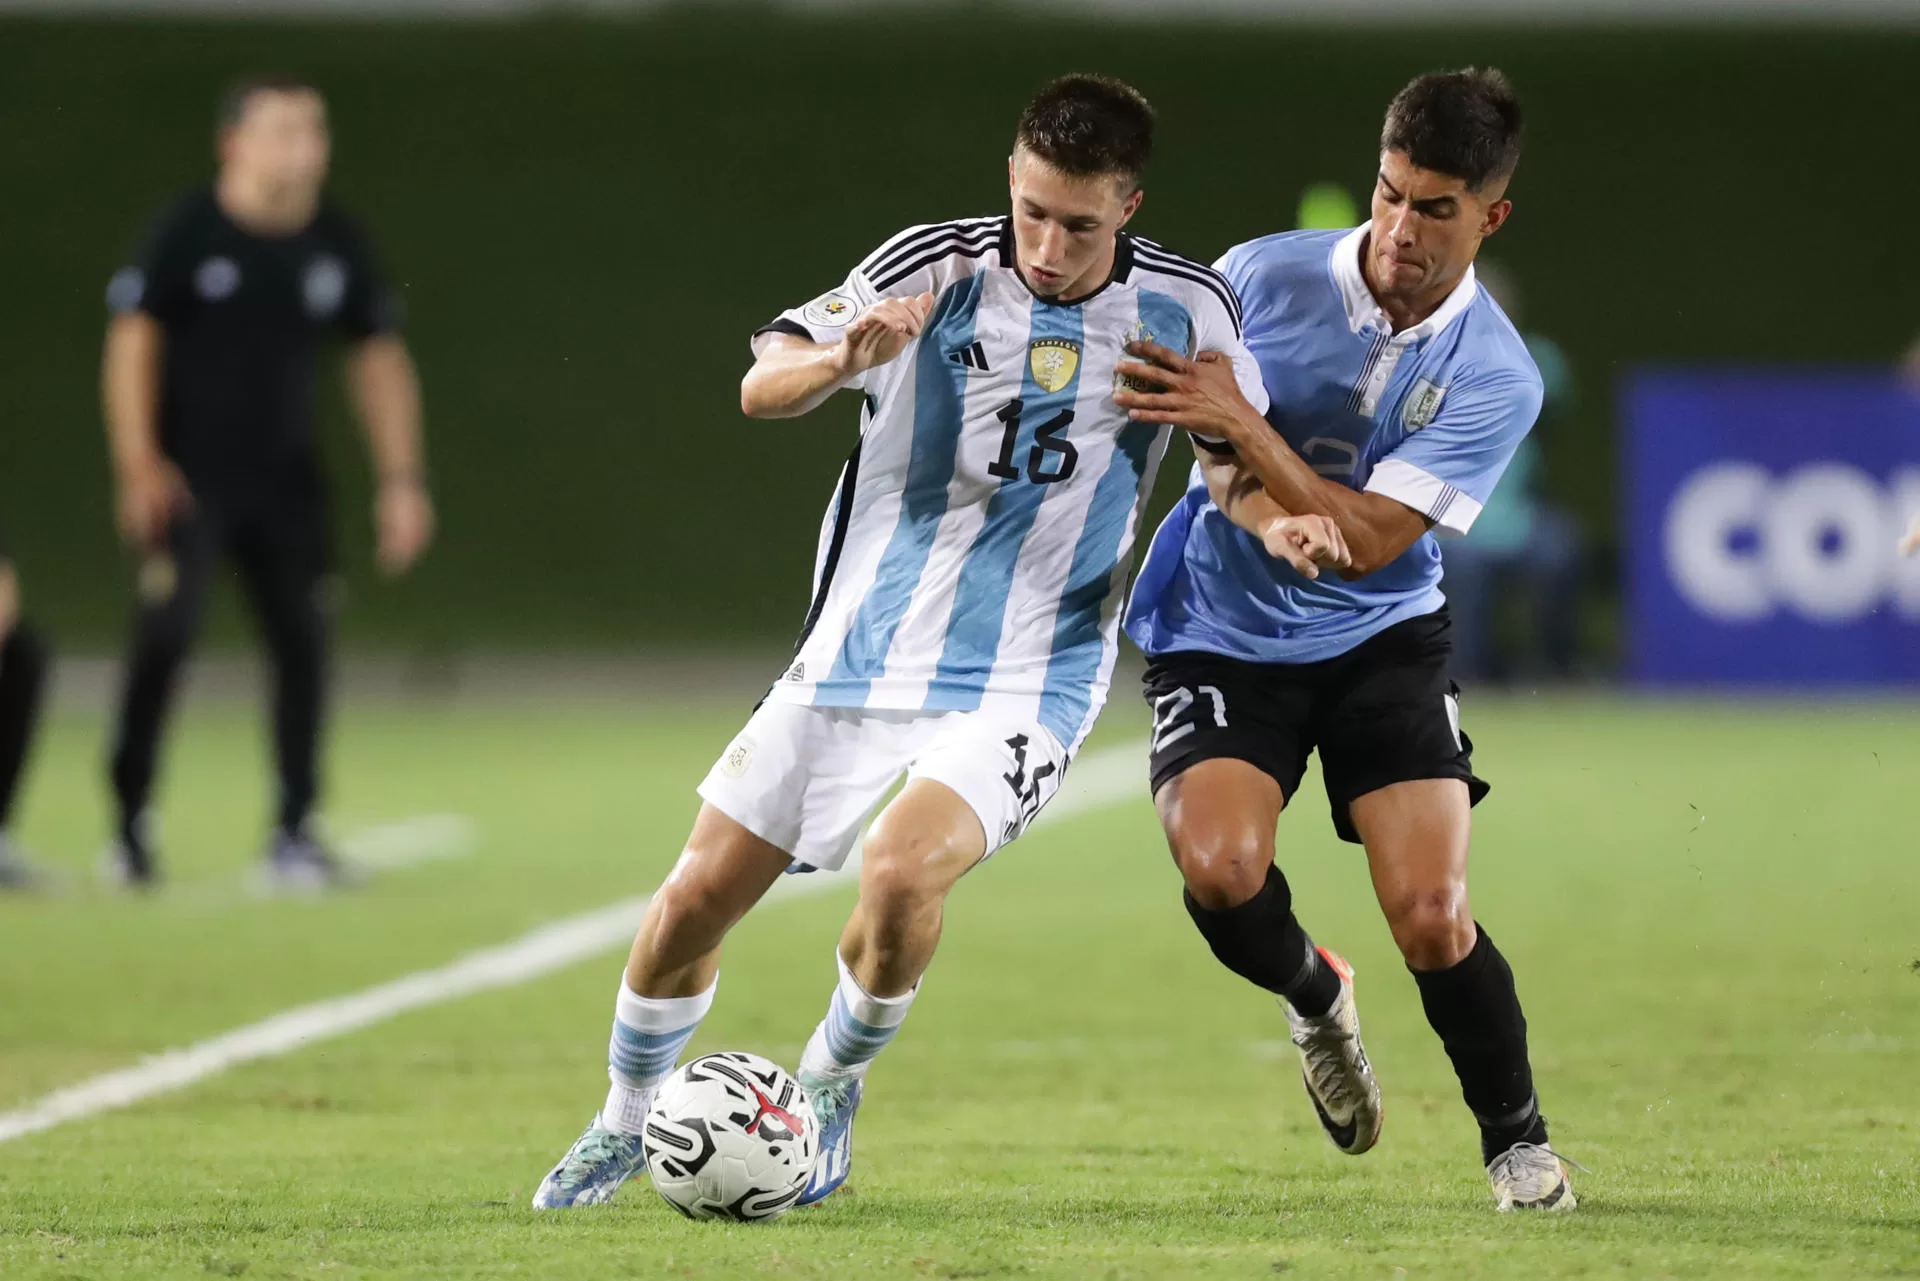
top-left (641, 1052), bottom-right (818, 1222)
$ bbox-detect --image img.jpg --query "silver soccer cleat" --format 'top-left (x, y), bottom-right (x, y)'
top-left (1488, 1141), bottom-right (1578, 1212)
top-left (1284, 947), bottom-right (1383, 1155)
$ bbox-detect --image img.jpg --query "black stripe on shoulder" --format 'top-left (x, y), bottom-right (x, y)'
top-left (860, 216), bottom-right (1003, 280)
top-left (1130, 239), bottom-right (1244, 336)
top-left (870, 236), bottom-right (1000, 292)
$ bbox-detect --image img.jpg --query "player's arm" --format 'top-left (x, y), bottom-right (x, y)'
top-left (0, 557), bottom-right (16, 639)
top-left (740, 293), bottom-right (934, 419)
top-left (1196, 441), bottom-right (1350, 579)
top-left (101, 311), bottom-right (191, 550)
top-left (1117, 340), bottom-right (1430, 578)
top-left (346, 335), bottom-right (433, 576)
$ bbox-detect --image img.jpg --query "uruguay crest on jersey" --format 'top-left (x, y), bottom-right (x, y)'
top-left (751, 215), bottom-right (1267, 753)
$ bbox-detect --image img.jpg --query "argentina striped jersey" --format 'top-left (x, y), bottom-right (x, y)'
top-left (752, 216), bottom-right (1267, 753)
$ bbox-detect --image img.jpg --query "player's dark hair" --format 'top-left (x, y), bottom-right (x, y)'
top-left (1381, 68), bottom-right (1523, 192)
top-left (218, 73), bottom-right (323, 130)
top-left (1014, 74), bottom-right (1155, 185)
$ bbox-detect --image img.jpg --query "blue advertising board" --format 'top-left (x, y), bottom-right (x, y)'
top-left (1624, 373), bottom-right (1920, 686)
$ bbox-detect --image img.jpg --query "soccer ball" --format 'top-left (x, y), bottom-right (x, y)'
top-left (641, 1052), bottom-right (818, 1221)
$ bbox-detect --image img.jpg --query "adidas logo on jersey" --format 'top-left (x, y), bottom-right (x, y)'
top-left (784, 661), bottom-right (806, 682)
top-left (947, 341), bottom-right (990, 372)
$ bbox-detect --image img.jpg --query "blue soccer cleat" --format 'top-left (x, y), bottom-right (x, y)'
top-left (531, 1114), bottom-right (648, 1209)
top-left (795, 1076), bottom-right (862, 1206)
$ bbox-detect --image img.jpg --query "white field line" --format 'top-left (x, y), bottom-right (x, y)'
top-left (0, 736), bottom-right (1150, 1145)
top-left (337, 813), bottom-right (479, 871)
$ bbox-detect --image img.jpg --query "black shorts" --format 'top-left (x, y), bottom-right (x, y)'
top-left (1143, 607), bottom-right (1489, 844)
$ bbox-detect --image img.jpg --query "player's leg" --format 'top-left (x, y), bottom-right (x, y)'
top-left (106, 513), bottom-right (218, 885)
top-left (1318, 610), bottom-right (1571, 1210)
top-left (533, 803), bottom-right (792, 1209)
top-left (535, 702), bottom-right (891, 1209)
top-left (1143, 655), bottom-right (1381, 1154)
top-left (0, 618), bottom-right (51, 889)
top-left (790, 715), bottom-right (1058, 1203)
top-left (229, 504), bottom-right (338, 889)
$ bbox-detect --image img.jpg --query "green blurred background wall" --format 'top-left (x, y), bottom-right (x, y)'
top-left (1, 16), bottom-right (1912, 654)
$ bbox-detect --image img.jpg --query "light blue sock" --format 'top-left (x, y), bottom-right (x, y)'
top-left (601, 978), bottom-right (715, 1135)
top-left (797, 953), bottom-right (917, 1087)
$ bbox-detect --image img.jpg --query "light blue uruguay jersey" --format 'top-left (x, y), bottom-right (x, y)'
top-left (1124, 223), bottom-right (1543, 664)
top-left (753, 216), bottom-right (1267, 752)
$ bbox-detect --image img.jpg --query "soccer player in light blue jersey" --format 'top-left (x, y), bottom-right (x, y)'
top-left (533, 75), bottom-right (1272, 1211)
top-left (1115, 69), bottom-right (1576, 1212)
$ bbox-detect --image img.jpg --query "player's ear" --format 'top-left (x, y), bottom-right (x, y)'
top-left (1480, 197), bottom-right (1513, 238)
top-left (1007, 154), bottom-right (1017, 195)
top-left (1117, 185), bottom-right (1144, 228)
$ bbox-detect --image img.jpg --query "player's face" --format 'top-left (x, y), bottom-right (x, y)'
top-left (1008, 151), bottom-right (1143, 301)
top-left (1367, 149), bottom-right (1511, 302)
top-left (222, 90), bottom-right (332, 199)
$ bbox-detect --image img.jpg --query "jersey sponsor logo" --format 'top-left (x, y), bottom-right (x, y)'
top-left (947, 340), bottom-right (989, 372)
top-left (303, 255), bottom-right (348, 319)
top-left (1404, 379), bottom-right (1447, 430)
top-left (1027, 338), bottom-right (1081, 394)
top-left (802, 292), bottom-right (857, 328)
top-left (194, 256), bottom-right (241, 302)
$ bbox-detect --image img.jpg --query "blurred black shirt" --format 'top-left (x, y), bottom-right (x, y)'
top-left (107, 188), bottom-right (402, 501)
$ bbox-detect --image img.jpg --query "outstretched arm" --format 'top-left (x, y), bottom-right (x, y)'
top-left (741, 293), bottom-right (934, 419)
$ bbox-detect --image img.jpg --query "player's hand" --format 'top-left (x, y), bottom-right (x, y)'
top-left (836, 293), bottom-right (935, 376)
top-left (1114, 342), bottom-right (1263, 443)
top-left (0, 561), bottom-right (18, 637)
top-left (1259, 513), bottom-right (1350, 580)
top-left (376, 478), bottom-right (434, 577)
top-left (115, 457), bottom-right (193, 550)
top-left (1900, 515), bottom-right (1920, 558)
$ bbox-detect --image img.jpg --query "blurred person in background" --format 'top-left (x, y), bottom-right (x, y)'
top-left (0, 540), bottom-right (51, 890)
top-left (1436, 260), bottom-right (1584, 683)
top-left (100, 74), bottom-right (433, 891)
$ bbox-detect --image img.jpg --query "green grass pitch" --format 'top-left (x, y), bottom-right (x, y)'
top-left (1, 684), bottom-right (1916, 1278)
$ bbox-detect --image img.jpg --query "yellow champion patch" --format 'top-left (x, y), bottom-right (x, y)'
top-left (1027, 338), bottom-right (1081, 394)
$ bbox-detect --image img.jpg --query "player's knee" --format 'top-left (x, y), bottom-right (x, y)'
top-left (1386, 888), bottom-right (1475, 970)
top-left (1169, 822), bottom-right (1272, 911)
top-left (857, 842), bottom-right (949, 921)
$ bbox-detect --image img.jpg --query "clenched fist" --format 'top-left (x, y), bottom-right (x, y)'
top-left (1260, 513), bottom-right (1351, 580)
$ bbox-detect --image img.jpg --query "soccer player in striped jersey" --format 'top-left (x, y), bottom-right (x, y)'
top-left (534, 74), bottom-right (1280, 1211)
top-left (1114, 69), bottom-right (1575, 1212)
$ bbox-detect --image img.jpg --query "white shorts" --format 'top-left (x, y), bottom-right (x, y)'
top-left (696, 701), bottom-right (1071, 872)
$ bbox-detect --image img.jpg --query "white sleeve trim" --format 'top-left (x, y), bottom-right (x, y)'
top-left (1365, 458), bottom-right (1485, 534)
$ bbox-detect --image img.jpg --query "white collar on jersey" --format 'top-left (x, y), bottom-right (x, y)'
top-left (1329, 222), bottom-right (1478, 341)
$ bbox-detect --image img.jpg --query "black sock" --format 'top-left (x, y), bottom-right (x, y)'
top-left (1184, 864), bottom-right (1341, 1016)
top-left (1409, 924), bottom-right (1547, 1162)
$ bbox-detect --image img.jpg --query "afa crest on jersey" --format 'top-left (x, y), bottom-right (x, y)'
top-left (1028, 338), bottom-right (1081, 393)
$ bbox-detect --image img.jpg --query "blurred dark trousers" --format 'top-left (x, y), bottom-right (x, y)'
top-left (0, 620), bottom-right (50, 830)
top-left (1440, 507), bottom-right (1582, 684)
top-left (109, 502), bottom-right (331, 835)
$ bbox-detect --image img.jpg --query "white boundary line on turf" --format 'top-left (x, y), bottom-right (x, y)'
top-left (0, 736), bottom-right (1149, 1145)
